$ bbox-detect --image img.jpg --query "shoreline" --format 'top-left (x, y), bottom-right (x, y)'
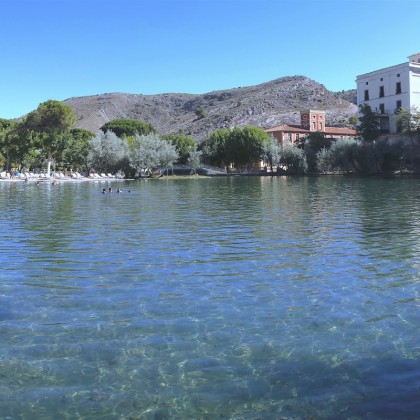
top-left (0, 170), bottom-right (418, 183)
top-left (0, 177), bottom-right (129, 183)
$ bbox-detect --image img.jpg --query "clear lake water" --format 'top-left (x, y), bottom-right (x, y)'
top-left (0, 176), bottom-right (419, 419)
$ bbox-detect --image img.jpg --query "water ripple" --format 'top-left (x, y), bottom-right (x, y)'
top-left (0, 177), bottom-right (420, 418)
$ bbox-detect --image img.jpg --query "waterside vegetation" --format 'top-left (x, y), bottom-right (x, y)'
top-left (1, 100), bottom-right (420, 179)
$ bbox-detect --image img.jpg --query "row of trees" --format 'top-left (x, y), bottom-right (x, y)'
top-left (315, 137), bottom-right (404, 174)
top-left (0, 102), bottom-right (201, 176)
top-left (90, 120), bottom-right (203, 176)
top-left (0, 102), bottom-right (275, 176)
top-left (88, 131), bottom-right (193, 176)
top-left (197, 104), bottom-right (420, 175)
top-left (1, 100), bottom-right (419, 177)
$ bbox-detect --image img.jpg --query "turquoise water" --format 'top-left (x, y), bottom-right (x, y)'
top-left (0, 176), bottom-right (419, 419)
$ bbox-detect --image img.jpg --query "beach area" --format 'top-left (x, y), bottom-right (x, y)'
top-left (0, 170), bottom-right (126, 183)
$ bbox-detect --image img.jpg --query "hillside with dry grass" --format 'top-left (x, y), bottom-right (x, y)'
top-left (64, 76), bottom-right (357, 140)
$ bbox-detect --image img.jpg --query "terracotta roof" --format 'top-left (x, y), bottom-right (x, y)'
top-left (266, 124), bottom-right (357, 136)
top-left (266, 124), bottom-right (310, 133)
top-left (324, 127), bottom-right (357, 135)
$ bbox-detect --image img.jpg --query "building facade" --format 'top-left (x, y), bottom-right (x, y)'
top-left (356, 53), bottom-right (420, 134)
top-left (266, 110), bottom-right (356, 145)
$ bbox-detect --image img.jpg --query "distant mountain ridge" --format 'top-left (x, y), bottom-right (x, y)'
top-left (64, 76), bottom-right (357, 140)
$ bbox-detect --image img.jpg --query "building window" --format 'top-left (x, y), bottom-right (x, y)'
top-left (396, 82), bottom-right (401, 94)
top-left (320, 122), bottom-right (323, 130)
top-left (365, 82), bottom-right (369, 85)
top-left (396, 100), bottom-right (402, 114)
top-left (364, 90), bottom-right (369, 101)
top-left (380, 78), bottom-right (383, 81)
top-left (379, 86), bottom-right (384, 98)
top-left (288, 133), bottom-right (292, 141)
top-left (379, 103), bottom-right (385, 114)
top-left (312, 122), bottom-right (316, 130)
top-left (397, 73), bottom-right (400, 77)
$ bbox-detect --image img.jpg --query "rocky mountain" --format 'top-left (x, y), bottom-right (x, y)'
top-left (334, 89), bottom-right (357, 104)
top-left (64, 76), bottom-right (357, 141)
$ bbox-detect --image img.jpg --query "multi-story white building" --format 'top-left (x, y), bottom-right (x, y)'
top-left (356, 53), bottom-right (420, 134)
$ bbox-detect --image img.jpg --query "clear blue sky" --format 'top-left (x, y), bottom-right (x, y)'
top-left (1, 0), bottom-right (419, 119)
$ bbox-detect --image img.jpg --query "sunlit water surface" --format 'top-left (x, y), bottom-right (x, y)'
top-left (0, 176), bottom-right (419, 419)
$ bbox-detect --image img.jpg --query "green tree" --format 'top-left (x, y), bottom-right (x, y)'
top-left (395, 106), bottom-right (420, 146)
top-left (358, 103), bottom-right (380, 142)
top-left (0, 119), bottom-right (17, 169)
top-left (187, 144), bottom-right (202, 174)
top-left (199, 128), bottom-right (230, 168)
top-left (129, 133), bottom-right (179, 175)
top-left (316, 147), bottom-right (333, 174)
top-left (225, 126), bottom-right (270, 169)
top-left (60, 128), bottom-right (94, 170)
top-left (316, 138), bottom-right (396, 176)
top-left (87, 131), bottom-right (129, 174)
top-left (195, 107), bottom-right (207, 120)
top-left (326, 138), bottom-right (358, 173)
top-left (199, 126), bottom-right (269, 170)
top-left (262, 136), bottom-right (281, 172)
top-left (100, 119), bottom-right (155, 139)
top-left (306, 132), bottom-right (332, 151)
top-left (22, 100), bottom-right (76, 176)
top-left (162, 133), bottom-right (196, 164)
top-left (0, 118), bottom-right (16, 135)
top-left (304, 132), bottom-right (332, 172)
top-left (348, 114), bottom-right (358, 128)
top-left (12, 130), bottom-right (39, 171)
top-left (1, 117), bottom-right (43, 172)
top-left (279, 144), bottom-right (307, 174)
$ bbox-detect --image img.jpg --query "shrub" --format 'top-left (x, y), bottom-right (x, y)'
top-left (129, 133), bottom-right (179, 174)
top-left (279, 145), bottom-right (307, 174)
top-left (328, 138), bottom-right (359, 173)
top-left (304, 133), bottom-right (332, 172)
top-left (316, 147), bottom-right (333, 173)
top-left (87, 131), bottom-right (129, 173)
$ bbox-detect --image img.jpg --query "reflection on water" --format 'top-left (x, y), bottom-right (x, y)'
top-left (0, 177), bottom-right (420, 418)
